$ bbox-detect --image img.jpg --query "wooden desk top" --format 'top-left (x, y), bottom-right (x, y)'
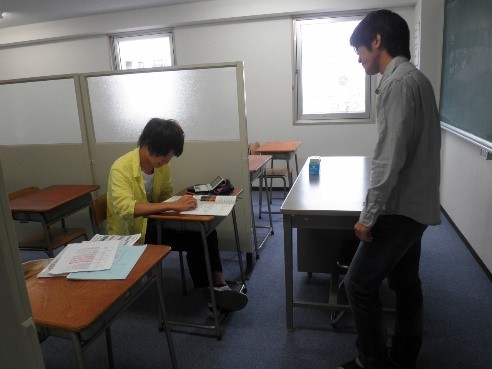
top-left (26, 244), bottom-right (171, 332)
top-left (281, 156), bottom-right (371, 216)
top-left (10, 184), bottom-right (100, 213)
top-left (255, 141), bottom-right (302, 154)
top-left (248, 155), bottom-right (272, 172)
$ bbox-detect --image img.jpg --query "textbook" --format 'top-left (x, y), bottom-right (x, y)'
top-left (165, 195), bottom-right (237, 216)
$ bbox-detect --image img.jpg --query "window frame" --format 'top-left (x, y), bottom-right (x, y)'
top-left (109, 28), bottom-right (175, 71)
top-left (293, 14), bottom-right (376, 125)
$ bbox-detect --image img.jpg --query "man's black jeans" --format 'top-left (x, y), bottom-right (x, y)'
top-left (345, 214), bottom-right (428, 369)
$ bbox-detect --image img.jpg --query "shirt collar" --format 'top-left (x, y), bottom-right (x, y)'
top-left (375, 56), bottom-right (409, 94)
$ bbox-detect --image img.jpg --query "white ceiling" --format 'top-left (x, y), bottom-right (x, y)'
top-left (0, 0), bottom-right (210, 29)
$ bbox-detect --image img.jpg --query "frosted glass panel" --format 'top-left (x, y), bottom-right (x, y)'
top-left (0, 79), bottom-right (82, 145)
top-left (89, 67), bottom-right (240, 142)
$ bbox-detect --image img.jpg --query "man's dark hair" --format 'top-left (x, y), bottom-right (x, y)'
top-left (350, 9), bottom-right (411, 60)
top-left (138, 118), bottom-right (185, 157)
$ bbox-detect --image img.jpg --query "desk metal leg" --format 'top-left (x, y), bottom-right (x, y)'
top-left (201, 224), bottom-right (222, 339)
top-left (283, 214), bottom-right (294, 330)
top-left (231, 208), bottom-right (246, 292)
top-left (70, 332), bottom-right (86, 369)
top-left (286, 159), bottom-right (293, 189)
top-left (265, 171), bottom-right (273, 233)
top-left (294, 153), bottom-right (299, 177)
top-left (164, 223), bottom-right (223, 339)
top-left (155, 263), bottom-right (179, 369)
top-left (250, 184), bottom-right (259, 259)
top-left (252, 171), bottom-right (274, 262)
top-left (105, 327), bottom-right (114, 369)
top-left (41, 221), bottom-right (55, 258)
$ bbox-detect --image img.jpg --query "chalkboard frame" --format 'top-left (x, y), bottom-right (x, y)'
top-left (439, 0), bottom-right (492, 153)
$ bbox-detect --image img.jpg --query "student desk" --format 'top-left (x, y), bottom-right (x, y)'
top-left (148, 188), bottom-right (246, 339)
top-left (9, 184), bottom-right (99, 257)
top-left (25, 244), bottom-right (177, 369)
top-left (281, 156), bottom-right (370, 329)
top-left (254, 140), bottom-right (302, 188)
top-left (248, 155), bottom-right (273, 268)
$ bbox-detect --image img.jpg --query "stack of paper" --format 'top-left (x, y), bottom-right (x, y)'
top-left (38, 234), bottom-right (145, 280)
top-left (48, 240), bottom-right (119, 275)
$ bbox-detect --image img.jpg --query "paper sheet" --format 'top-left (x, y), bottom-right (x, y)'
top-left (38, 234), bottom-right (141, 278)
top-left (48, 240), bottom-right (119, 275)
top-left (165, 195), bottom-right (236, 216)
top-left (67, 245), bottom-right (147, 280)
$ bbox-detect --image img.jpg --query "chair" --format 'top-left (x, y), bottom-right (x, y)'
top-left (9, 186), bottom-right (88, 257)
top-left (91, 193), bottom-right (108, 234)
top-left (92, 193), bottom-right (188, 296)
top-left (22, 258), bottom-right (53, 342)
top-left (249, 142), bottom-right (293, 204)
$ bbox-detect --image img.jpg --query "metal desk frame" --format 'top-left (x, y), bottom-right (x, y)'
top-left (26, 245), bottom-right (177, 369)
top-left (10, 185), bottom-right (99, 257)
top-left (248, 155), bottom-right (273, 271)
top-left (281, 156), bottom-right (371, 330)
top-left (255, 141), bottom-right (301, 214)
top-left (150, 191), bottom-right (246, 340)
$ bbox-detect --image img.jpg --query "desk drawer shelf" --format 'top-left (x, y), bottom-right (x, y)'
top-left (18, 227), bottom-right (87, 254)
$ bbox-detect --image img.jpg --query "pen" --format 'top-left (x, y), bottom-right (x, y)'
top-left (200, 195), bottom-right (216, 202)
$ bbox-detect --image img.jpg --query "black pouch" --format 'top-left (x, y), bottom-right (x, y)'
top-left (213, 179), bottom-right (234, 195)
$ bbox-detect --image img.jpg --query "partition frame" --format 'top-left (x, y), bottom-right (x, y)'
top-left (78, 62), bottom-right (253, 254)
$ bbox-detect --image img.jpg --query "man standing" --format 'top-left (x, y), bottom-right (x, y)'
top-left (336, 10), bottom-right (441, 369)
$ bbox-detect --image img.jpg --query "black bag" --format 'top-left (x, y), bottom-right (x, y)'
top-left (212, 179), bottom-right (234, 195)
top-left (187, 179), bottom-right (234, 195)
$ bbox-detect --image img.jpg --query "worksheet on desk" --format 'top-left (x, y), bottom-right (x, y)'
top-left (165, 195), bottom-right (236, 216)
top-left (67, 245), bottom-right (147, 280)
top-left (48, 240), bottom-right (119, 275)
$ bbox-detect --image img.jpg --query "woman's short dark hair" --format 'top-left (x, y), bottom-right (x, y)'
top-left (138, 118), bottom-right (185, 157)
top-left (350, 9), bottom-right (411, 60)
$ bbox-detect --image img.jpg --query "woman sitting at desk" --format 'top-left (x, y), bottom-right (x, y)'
top-left (106, 118), bottom-right (247, 313)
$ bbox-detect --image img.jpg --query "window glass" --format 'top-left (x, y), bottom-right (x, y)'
top-left (111, 31), bottom-right (174, 70)
top-left (294, 16), bottom-right (372, 123)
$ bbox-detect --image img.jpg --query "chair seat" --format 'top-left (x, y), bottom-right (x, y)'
top-left (18, 227), bottom-right (87, 251)
top-left (23, 258), bottom-right (52, 280)
top-left (265, 167), bottom-right (292, 177)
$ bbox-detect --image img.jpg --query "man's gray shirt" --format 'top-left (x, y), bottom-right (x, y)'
top-left (360, 56), bottom-right (441, 227)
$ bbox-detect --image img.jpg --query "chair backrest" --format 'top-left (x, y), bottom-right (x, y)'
top-left (91, 193), bottom-right (107, 234)
top-left (8, 186), bottom-right (40, 201)
top-left (248, 141), bottom-right (260, 155)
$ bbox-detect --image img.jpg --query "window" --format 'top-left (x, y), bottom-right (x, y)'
top-left (294, 16), bottom-right (373, 123)
top-left (110, 30), bottom-right (174, 70)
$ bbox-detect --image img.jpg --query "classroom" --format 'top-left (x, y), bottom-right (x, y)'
top-left (1, 0), bottom-right (491, 368)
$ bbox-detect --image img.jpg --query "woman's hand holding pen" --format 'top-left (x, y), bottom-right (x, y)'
top-left (173, 195), bottom-right (197, 212)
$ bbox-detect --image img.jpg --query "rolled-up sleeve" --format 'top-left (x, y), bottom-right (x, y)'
top-left (108, 166), bottom-right (139, 220)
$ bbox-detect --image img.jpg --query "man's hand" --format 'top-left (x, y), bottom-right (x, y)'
top-left (173, 195), bottom-right (197, 212)
top-left (354, 221), bottom-right (373, 242)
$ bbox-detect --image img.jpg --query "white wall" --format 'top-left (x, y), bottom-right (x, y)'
top-left (0, 0), bottom-right (416, 165)
top-left (417, 0), bottom-right (492, 274)
top-left (175, 18), bottom-right (379, 163)
top-left (0, 36), bottom-right (111, 80)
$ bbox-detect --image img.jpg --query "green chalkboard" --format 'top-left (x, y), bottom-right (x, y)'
top-left (439, 0), bottom-right (492, 149)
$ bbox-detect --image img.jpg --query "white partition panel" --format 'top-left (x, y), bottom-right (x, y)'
top-left (88, 67), bottom-right (240, 143)
top-left (0, 78), bottom-right (82, 145)
top-left (83, 63), bottom-right (252, 254)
